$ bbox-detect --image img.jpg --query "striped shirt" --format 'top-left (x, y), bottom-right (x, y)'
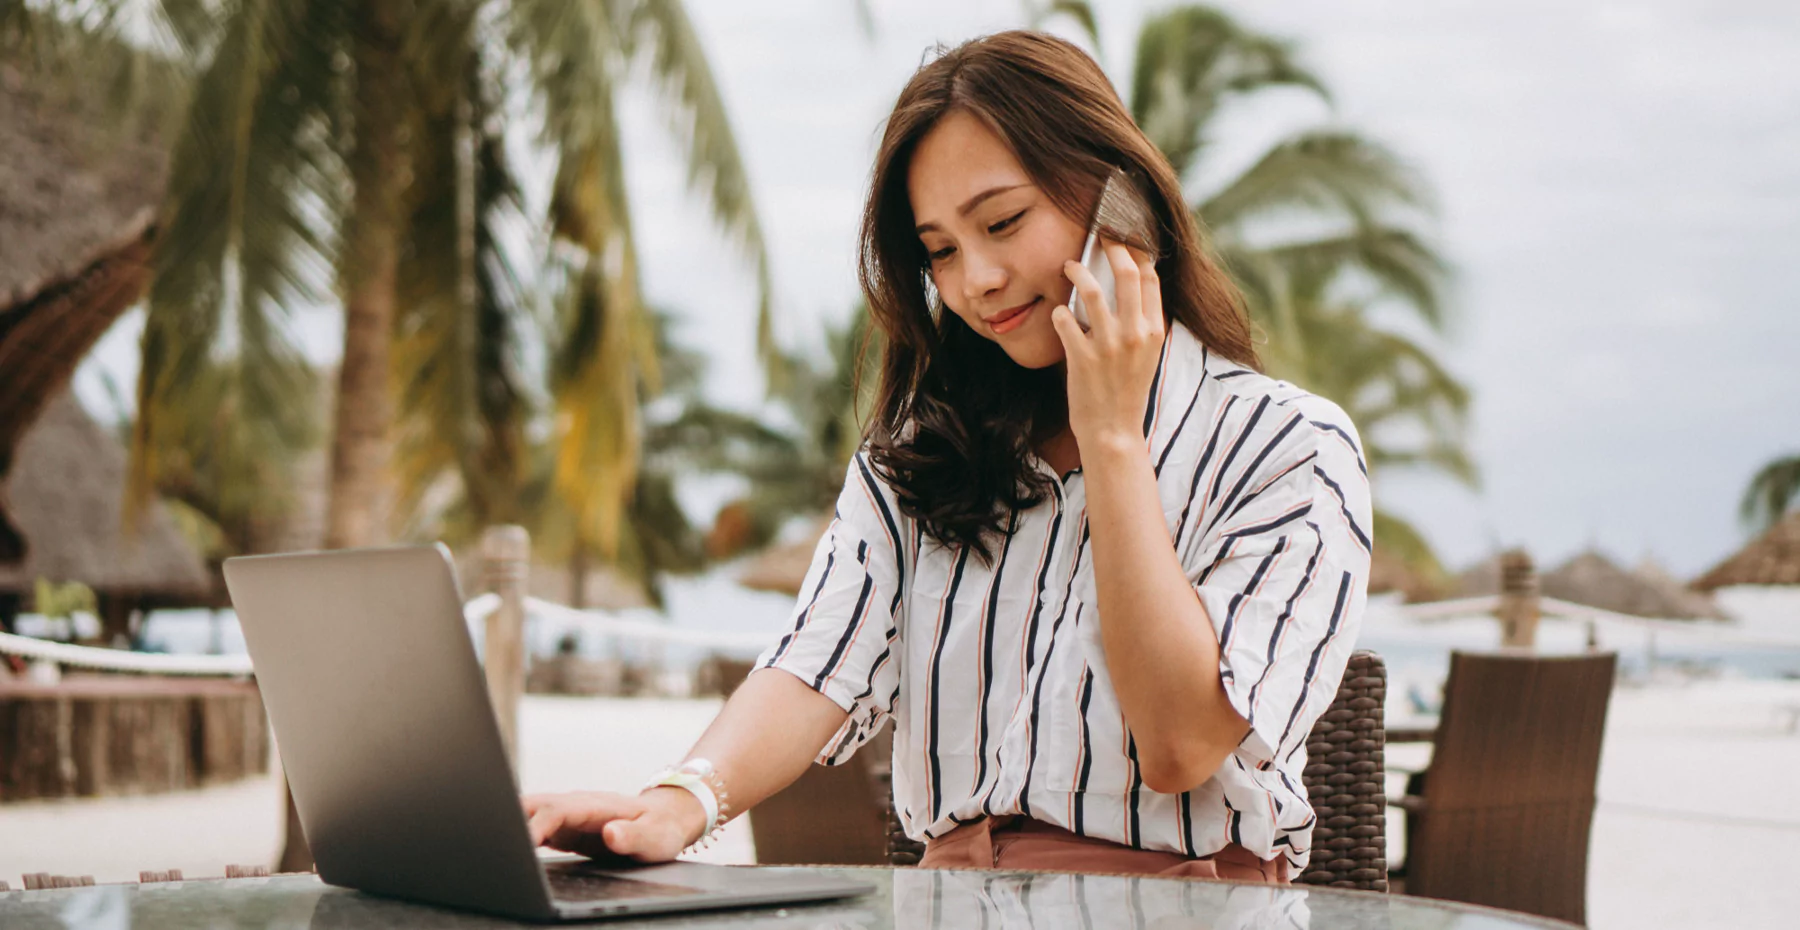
top-left (755, 321), bottom-right (1372, 871)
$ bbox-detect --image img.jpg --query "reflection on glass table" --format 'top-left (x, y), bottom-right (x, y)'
top-left (0, 868), bottom-right (1579, 929)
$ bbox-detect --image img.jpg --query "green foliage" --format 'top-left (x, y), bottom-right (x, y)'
top-left (1370, 509), bottom-right (1450, 598)
top-left (391, 10), bottom-right (533, 533)
top-left (127, 0), bottom-right (345, 544)
top-left (1131, 4), bottom-right (1474, 583)
top-left (1026, 0), bottom-right (1101, 51)
top-left (509, 0), bottom-right (774, 560)
top-left (33, 578), bottom-right (96, 621)
top-left (45, 0), bottom-right (774, 570)
top-left (1740, 453), bottom-right (1800, 534)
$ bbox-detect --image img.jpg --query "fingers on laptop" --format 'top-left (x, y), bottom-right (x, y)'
top-left (523, 793), bottom-right (645, 851)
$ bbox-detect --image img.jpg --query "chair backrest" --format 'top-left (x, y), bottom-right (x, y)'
top-left (1295, 649), bottom-right (1389, 891)
top-left (723, 663), bottom-right (893, 865)
top-left (753, 726), bottom-right (893, 865)
top-left (1407, 649), bottom-right (1616, 923)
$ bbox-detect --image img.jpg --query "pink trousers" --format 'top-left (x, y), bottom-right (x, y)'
top-left (919, 815), bottom-right (1291, 882)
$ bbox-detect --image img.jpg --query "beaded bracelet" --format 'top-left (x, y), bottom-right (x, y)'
top-left (644, 758), bottom-right (731, 853)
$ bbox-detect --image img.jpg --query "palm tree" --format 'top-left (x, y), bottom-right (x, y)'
top-left (1740, 453), bottom-right (1800, 534)
top-left (1129, 5), bottom-right (1472, 585)
top-left (25, 0), bottom-right (771, 870)
top-left (702, 302), bottom-right (882, 552)
top-left (112, 0), bottom-right (773, 575)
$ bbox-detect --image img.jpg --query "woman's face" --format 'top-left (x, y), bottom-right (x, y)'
top-left (907, 110), bottom-right (1089, 369)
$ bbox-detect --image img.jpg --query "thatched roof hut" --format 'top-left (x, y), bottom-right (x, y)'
top-left (1692, 511), bottom-right (1800, 591)
top-left (0, 59), bottom-right (171, 564)
top-left (0, 390), bottom-right (209, 605)
top-left (1540, 549), bottom-right (1725, 620)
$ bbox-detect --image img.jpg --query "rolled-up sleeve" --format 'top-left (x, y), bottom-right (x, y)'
top-left (755, 451), bottom-right (905, 765)
top-left (1182, 402), bottom-right (1372, 765)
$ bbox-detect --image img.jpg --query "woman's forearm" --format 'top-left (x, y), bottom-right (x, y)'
top-left (1081, 432), bottom-right (1248, 794)
top-left (654, 667), bottom-right (850, 842)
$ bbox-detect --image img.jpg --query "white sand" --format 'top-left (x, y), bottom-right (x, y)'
top-left (0, 695), bottom-right (754, 886)
top-left (5, 685), bottom-right (1798, 928)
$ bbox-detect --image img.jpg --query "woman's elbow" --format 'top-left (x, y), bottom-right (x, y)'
top-left (1138, 739), bottom-right (1234, 795)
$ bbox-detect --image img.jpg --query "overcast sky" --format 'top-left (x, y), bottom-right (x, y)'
top-left (78, 0), bottom-right (1800, 578)
top-left (612, 0), bottom-right (1800, 579)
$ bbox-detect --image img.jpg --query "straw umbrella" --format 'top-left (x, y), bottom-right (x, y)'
top-left (0, 391), bottom-right (210, 640)
top-left (738, 519), bottom-right (832, 598)
top-left (1452, 552), bottom-right (1506, 598)
top-left (1630, 557), bottom-right (1730, 621)
top-left (1692, 510), bottom-right (1800, 591)
top-left (1541, 549), bottom-right (1726, 621)
top-left (1368, 546), bottom-right (1452, 603)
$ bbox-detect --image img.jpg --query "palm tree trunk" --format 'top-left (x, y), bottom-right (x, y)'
top-left (324, 5), bottom-right (408, 553)
top-left (280, 0), bottom-right (410, 875)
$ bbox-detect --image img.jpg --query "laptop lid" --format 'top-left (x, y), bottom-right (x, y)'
top-left (224, 545), bottom-right (558, 920)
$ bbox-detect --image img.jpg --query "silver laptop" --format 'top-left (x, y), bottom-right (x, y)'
top-left (222, 545), bottom-right (871, 922)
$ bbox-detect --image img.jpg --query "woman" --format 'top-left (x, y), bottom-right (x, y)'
top-left (524, 30), bottom-right (1370, 882)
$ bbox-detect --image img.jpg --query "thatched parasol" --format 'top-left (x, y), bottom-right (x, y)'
top-left (738, 519), bottom-right (831, 597)
top-left (0, 59), bottom-right (172, 563)
top-left (1367, 547), bottom-right (1450, 603)
top-left (1691, 510), bottom-right (1800, 591)
top-left (1538, 549), bottom-right (1724, 620)
top-left (1452, 552), bottom-right (1505, 598)
top-left (0, 390), bottom-right (209, 602)
top-left (1630, 557), bottom-right (1729, 620)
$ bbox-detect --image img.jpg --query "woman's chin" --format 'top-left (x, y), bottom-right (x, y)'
top-left (997, 334), bottom-right (1067, 369)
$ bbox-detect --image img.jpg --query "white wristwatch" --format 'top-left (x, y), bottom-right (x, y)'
top-left (644, 758), bottom-right (731, 852)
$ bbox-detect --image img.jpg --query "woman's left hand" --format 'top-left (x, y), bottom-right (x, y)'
top-left (1050, 241), bottom-right (1166, 454)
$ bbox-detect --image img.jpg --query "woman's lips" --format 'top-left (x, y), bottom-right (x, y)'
top-left (989, 298), bottom-right (1038, 335)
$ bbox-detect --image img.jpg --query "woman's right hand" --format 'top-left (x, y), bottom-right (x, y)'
top-left (522, 787), bottom-right (708, 863)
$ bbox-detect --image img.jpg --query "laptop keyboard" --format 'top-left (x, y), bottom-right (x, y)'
top-left (546, 869), bottom-right (707, 903)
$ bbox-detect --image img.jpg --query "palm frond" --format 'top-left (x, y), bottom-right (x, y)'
top-left (509, 0), bottom-right (654, 559)
top-left (548, 257), bottom-right (645, 560)
top-left (1130, 5), bottom-right (1328, 176)
top-left (626, 0), bottom-right (779, 382)
top-left (1264, 298), bottom-right (1474, 489)
top-left (392, 20), bottom-right (533, 532)
top-left (1199, 129), bottom-right (1429, 233)
top-left (1028, 0), bottom-right (1101, 50)
top-left (1371, 507), bottom-right (1450, 592)
top-left (1740, 453), bottom-right (1800, 533)
top-left (1260, 224), bottom-right (1450, 331)
top-left (0, 1), bottom-right (196, 136)
top-left (130, 0), bottom-right (347, 529)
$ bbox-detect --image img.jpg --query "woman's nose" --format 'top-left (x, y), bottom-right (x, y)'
top-left (959, 247), bottom-right (1008, 302)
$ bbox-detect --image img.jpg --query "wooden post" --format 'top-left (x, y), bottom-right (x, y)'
top-left (481, 526), bottom-right (529, 772)
top-left (1497, 549), bottom-right (1541, 648)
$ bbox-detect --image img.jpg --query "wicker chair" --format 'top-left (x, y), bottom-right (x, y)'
top-left (883, 649), bottom-right (1390, 889)
top-left (1388, 649), bottom-right (1616, 925)
top-left (1293, 649), bottom-right (1389, 890)
top-left (751, 727), bottom-right (893, 865)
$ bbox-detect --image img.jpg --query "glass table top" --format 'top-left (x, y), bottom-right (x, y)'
top-left (0, 868), bottom-right (1575, 929)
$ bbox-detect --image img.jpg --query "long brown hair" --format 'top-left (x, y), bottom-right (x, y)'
top-left (858, 30), bottom-right (1257, 563)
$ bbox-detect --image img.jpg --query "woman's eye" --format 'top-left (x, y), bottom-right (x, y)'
top-left (929, 246), bottom-right (956, 262)
top-left (989, 210), bottom-right (1027, 234)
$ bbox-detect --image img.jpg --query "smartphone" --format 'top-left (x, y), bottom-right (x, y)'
top-left (1068, 225), bottom-right (1114, 333)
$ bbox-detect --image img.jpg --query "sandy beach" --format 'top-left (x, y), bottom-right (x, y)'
top-left (3, 681), bottom-right (1797, 927)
